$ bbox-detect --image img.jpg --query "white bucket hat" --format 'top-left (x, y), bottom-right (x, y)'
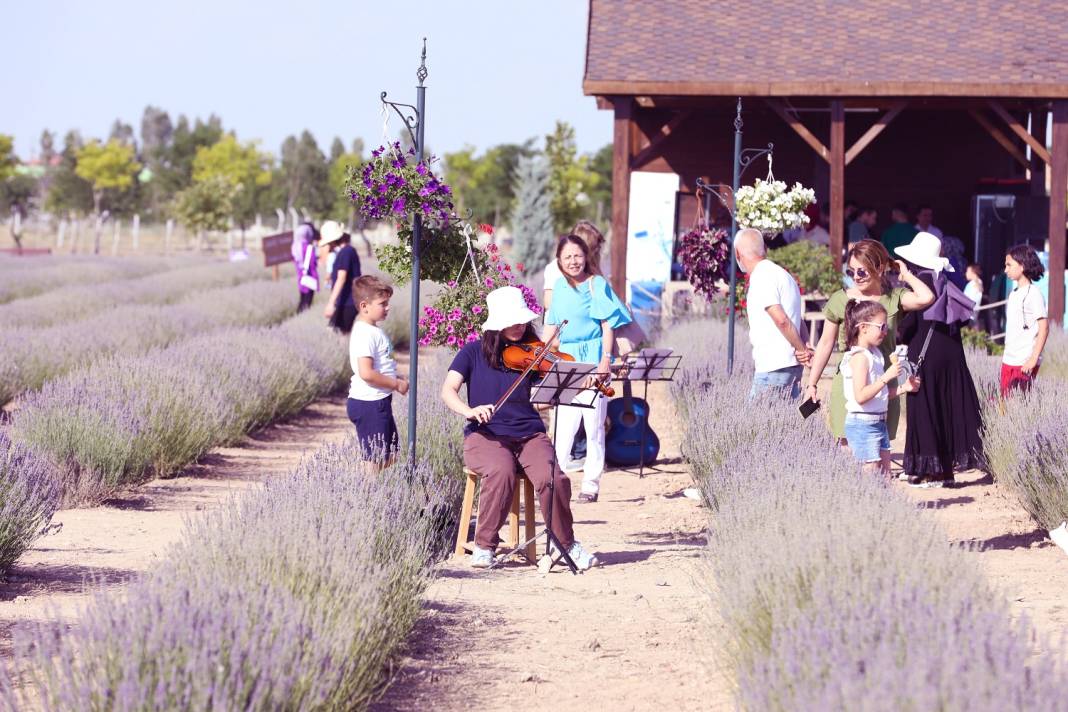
top-left (482, 286), bottom-right (539, 332)
top-left (894, 231), bottom-right (954, 273)
top-left (319, 220), bottom-right (347, 246)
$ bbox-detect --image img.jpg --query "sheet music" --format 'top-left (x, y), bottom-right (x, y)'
top-left (627, 348), bottom-right (674, 381)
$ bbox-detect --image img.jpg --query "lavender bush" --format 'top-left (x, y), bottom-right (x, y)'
top-left (11, 311), bottom-right (349, 505)
top-left (0, 434), bottom-right (60, 576)
top-left (0, 279), bottom-right (295, 406)
top-left (983, 377), bottom-right (1068, 530)
top-left (0, 256), bottom-right (180, 304)
top-left (0, 259), bottom-right (268, 329)
top-left (2, 443), bottom-right (457, 710)
top-left (675, 345), bottom-right (1068, 708)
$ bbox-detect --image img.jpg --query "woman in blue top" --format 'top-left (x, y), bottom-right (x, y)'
top-left (543, 234), bottom-right (632, 502)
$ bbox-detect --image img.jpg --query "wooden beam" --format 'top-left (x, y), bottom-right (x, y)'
top-left (595, 96), bottom-right (614, 111)
top-left (1031, 109), bottom-right (1048, 196)
top-left (830, 101), bottom-right (845, 270)
top-left (967, 110), bottom-right (1030, 169)
top-left (611, 98), bottom-right (634, 300)
top-left (630, 111), bottom-right (693, 170)
top-left (766, 99), bottom-right (830, 163)
top-left (1049, 100), bottom-right (1068, 325)
top-left (844, 101), bottom-right (907, 165)
top-left (989, 100), bottom-right (1052, 165)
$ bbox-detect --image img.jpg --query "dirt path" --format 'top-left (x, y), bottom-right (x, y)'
top-left (373, 382), bottom-right (734, 711)
top-left (0, 395), bottom-right (354, 649)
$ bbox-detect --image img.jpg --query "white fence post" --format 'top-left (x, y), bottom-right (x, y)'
top-left (111, 219), bottom-right (121, 255)
top-left (165, 218), bottom-right (174, 254)
top-left (132, 214), bottom-right (140, 250)
top-left (57, 219), bottom-right (66, 249)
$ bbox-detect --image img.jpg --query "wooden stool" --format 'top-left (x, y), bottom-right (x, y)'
top-left (454, 467), bottom-right (538, 564)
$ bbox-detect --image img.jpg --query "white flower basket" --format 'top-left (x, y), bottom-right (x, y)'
top-left (735, 179), bottom-right (816, 236)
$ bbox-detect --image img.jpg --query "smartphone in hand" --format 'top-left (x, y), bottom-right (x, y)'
top-left (798, 398), bottom-right (820, 419)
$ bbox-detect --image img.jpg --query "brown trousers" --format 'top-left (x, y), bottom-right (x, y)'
top-left (463, 430), bottom-right (575, 551)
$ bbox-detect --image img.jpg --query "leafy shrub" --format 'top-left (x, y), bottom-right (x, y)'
top-left (11, 311), bottom-right (349, 505)
top-left (983, 377), bottom-right (1068, 530)
top-left (767, 239), bottom-right (842, 296)
top-left (962, 325), bottom-right (1004, 356)
top-left (0, 279), bottom-right (296, 406)
top-left (1, 443), bottom-right (459, 710)
top-left (0, 434), bottom-right (60, 577)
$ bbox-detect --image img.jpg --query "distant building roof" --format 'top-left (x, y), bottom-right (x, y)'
top-left (584, 0), bottom-right (1068, 98)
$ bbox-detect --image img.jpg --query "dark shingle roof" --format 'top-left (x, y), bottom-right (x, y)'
top-left (584, 0), bottom-right (1068, 97)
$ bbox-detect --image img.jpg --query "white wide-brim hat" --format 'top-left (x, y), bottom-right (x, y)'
top-left (319, 220), bottom-right (346, 246)
top-left (894, 231), bottom-right (954, 273)
top-left (482, 286), bottom-right (539, 332)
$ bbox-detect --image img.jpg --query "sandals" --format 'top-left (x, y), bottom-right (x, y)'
top-left (577, 492), bottom-right (598, 503)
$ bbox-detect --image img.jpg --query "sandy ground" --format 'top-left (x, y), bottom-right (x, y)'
top-left (0, 374), bottom-right (1065, 709)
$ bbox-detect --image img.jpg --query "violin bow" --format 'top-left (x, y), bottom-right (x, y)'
top-left (484, 320), bottom-right (569, 419)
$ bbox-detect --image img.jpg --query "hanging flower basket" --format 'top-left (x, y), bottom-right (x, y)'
top-left (677, 226), bottom-right (731, 302)
top-left (734, 179), bottom-right (816, 236)
top-left (418, 243), bottom-right (540, 349)
top-left (346, 143), bottom-right (467, 285)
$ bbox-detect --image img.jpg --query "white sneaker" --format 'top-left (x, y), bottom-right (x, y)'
top-left (470, 545), bottom-right (496, 568)
top-left (568, 541), bottom-right (599, 571)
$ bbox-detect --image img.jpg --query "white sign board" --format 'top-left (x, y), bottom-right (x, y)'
top-left (626, 171), bottom-right (679, 288)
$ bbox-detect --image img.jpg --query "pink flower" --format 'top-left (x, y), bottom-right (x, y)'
top-left (485, 278), bottom-right (495, 287)
top-left (472, 305), bottom-right (483, 314)
top-left (447, 335), bottom-right (457, 346)
top-left (446, 324), bottom-right (455, 334)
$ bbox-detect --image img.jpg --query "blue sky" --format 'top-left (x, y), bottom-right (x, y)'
top-left (3, 0), bottom-right (611, 159)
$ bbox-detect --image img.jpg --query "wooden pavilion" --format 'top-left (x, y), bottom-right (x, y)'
top-left (584, 0), bottom-right (1068, 321)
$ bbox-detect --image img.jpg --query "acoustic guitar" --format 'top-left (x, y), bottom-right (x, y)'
top-left (604, 375), bottom-right (660, 467)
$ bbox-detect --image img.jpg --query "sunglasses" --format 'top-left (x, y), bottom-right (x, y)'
top-left (860, 321), bottom-right (889, 333)
top-left (845, 267), bottom-right (871, 280)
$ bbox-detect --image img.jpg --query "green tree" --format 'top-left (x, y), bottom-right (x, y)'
top-left (172, 176), bottom-right (237, 248)
top-left (329, 137), bottom-right (345, 163)
top-left (0, 135), bottom-right (16, 182)
top-left (280, 131), bottom-right (332, 215)
top-left (192, 134), bottom-right (273, 235)
top-left (74, 138), bottom-right (142, 216)
top-left (587, 143), bottom-right (613, 224)
top-left (156, 115), bottom-right (223, 200)
top-left (510, 154), bottom-right (555, 271)
top-left (444, 141), bottom-right (535, 225)
top-left (545, 121), bottom-right (601, 233)
top-left (329, 149), bottom-right (364, 221)
top-left (45, 131), bottom-right (94, 216)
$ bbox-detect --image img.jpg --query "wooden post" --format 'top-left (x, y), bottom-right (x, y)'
top-left (611, 98), bottom-right (634, 299)
top-left (273, 265), bottom-right (280, 281)
top-left (1031, 109), bottom-right (1048, 196)
top-left (829, 101), bottom-right (845, 269)
top-left (1048, 101), bottom-right (1068, 325)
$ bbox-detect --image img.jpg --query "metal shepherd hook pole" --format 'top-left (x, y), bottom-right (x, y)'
top-left (727, 98), bottom-right (743, 375)
top-left (409, 40), bottom-right (428, 460)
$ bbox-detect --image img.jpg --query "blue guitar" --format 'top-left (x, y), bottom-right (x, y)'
top-left (604, 374), bottom-right (660, 467)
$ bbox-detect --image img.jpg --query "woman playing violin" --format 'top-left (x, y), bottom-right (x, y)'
top-left (440, 286), bottom-right (599, 571)
top-left (542, 234), bottom-right (632, 503)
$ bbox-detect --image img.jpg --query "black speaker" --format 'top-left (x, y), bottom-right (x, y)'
top-left (1014, 195), bottom-right (1049, 248)
top-left (972, 195), bottom-right (1016, 296)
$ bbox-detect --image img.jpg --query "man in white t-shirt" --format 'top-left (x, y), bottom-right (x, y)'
top-left (914, 205), bottom-right (944, 240)
top-left (734, 229), bottom-right (812, 398)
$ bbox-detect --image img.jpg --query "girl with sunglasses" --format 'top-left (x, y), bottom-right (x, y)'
top-left (805, 240), bottom-right (934, 443)
top-left (840, 299), bottom-right (921, 477)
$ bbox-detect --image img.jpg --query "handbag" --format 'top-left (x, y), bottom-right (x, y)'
top-left (299, 244), bottom-right (318, 291)
top-left (587, 278), bottom-right (646, 357)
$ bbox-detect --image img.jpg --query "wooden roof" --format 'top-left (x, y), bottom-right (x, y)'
top-left (584, 0), bottom-right (1068, 98)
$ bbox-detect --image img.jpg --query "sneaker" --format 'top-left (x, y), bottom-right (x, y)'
top-left (567, 541), bottom-right (599, 571)
top-left (470, 545), bottom-right (496, 569)
top-left (897, 472), bottom-right (909, 481)
top-left (564, 459), bottom-right (586, 473)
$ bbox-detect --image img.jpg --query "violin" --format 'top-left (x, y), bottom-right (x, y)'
top-left (502, 340), bottom-right (615, 398)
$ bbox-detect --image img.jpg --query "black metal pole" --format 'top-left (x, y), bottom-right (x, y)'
top-left (407, 41), bottom-right (428, 461)
top-left (727, 98), bottom-right (742, 375)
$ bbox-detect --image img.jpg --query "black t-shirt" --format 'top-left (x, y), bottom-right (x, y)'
top-left (448, 341), bottom-right (545, 439)
top-left (331, 245), bottom-right (361, 309)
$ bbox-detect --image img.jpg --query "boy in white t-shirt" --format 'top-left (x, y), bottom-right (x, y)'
top-left (347, 275), bottom-right (408, 468)
top-left (1001, 245), bottom-right (1049, 397)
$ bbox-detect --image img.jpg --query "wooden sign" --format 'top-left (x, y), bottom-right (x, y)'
top-left (262, 231), bottom-right (293, 268)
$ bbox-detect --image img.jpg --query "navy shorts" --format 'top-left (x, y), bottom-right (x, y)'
top-left (346, 395), bottom-right (399, 462)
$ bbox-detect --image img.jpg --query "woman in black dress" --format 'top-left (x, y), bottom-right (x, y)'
top-left (895, 234), bottom-right (985, 487)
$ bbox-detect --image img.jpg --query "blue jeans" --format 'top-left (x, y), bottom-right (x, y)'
top-left (750, 365), bottom-right (803, 400)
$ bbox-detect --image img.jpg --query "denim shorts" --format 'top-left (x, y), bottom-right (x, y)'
top-left (346, 395), bottom-right (398, 462)
top-left (843, 413), bottom-right (890, 463)
top-left (750, 364), bottom-right (804, 400)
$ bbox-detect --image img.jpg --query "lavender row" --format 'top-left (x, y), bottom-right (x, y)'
top-left (1, 437), bottom-right (462, 710)
top-left (0, 434), bottom-right (60, 577)
top-left (10, 310), bottom-right (350, 505)
top-left (673, 320), bottom-right (1068, 708)
top-left (0, 279), bottom-right (296, 406)
top-left (0, 259), bottom-right (273, 329)
top-left (0, 256), bottom-right (185, 304)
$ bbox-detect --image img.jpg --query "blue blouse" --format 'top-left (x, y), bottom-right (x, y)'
top-left (545, 275), bottom-right (631, 363)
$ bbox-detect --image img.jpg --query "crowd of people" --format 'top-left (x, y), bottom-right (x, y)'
top-left (740, 225), bottom-right (1049, 487)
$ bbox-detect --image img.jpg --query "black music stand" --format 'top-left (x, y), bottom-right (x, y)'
top-left (619, 348), bottom-right (682, 478)
top-left (491, 360), bottom-right (599, 575)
